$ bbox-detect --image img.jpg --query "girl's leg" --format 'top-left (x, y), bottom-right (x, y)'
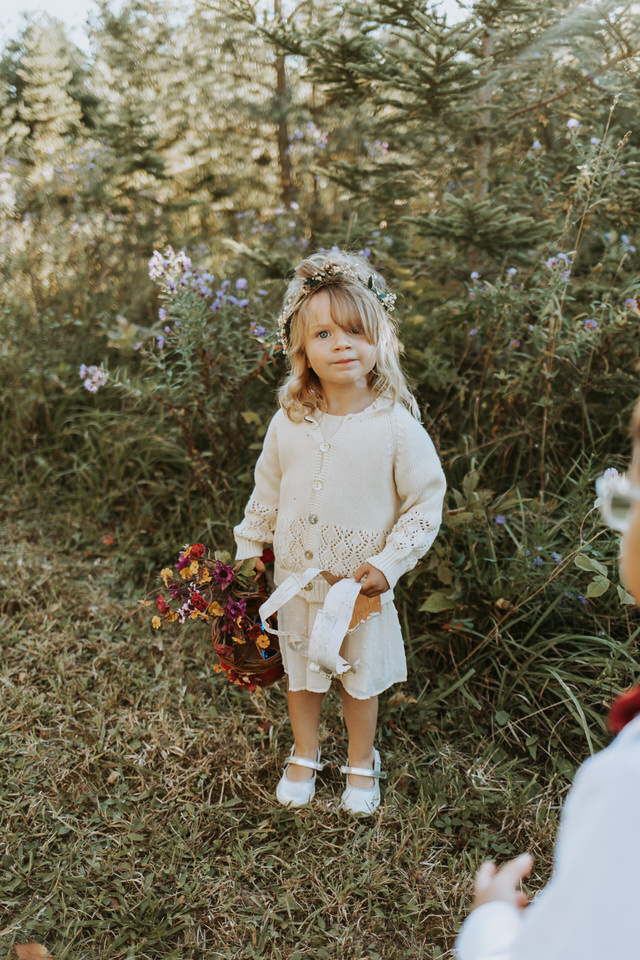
top-left (338, 685), bottom-right (379, 789)
top-left (286, 685), bottom-right (325, 782)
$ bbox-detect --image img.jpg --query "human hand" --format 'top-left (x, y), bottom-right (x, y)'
top-left (353, 562), bottom-right (390, 598)
top-left (471, 853), bottom-right (534, 911)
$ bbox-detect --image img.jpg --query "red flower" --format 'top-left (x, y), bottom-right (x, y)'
top-left (261, 547), bottom-right (275, 564)
top-left (156, 595), bottom-right (170, 614)
top-left (186, 543), bottom-right (205, 560)
top-left (191, 591), bottom-right (208, 612)
top-left (608, 683), bottom-right (640, 733)
top-left (246, 622), bottom-right (263, 641)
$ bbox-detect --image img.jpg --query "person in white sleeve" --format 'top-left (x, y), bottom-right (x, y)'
top-left (234, 250), bottom-right (446, 815)
top-left (456, 399), bottom-right (640, 960)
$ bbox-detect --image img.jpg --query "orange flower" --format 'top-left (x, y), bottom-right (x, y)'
top-left (256, 634), bottom-right (270, 649)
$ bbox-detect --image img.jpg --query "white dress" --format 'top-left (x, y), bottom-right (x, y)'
top-left (234, 398), bottom-right (446, 700)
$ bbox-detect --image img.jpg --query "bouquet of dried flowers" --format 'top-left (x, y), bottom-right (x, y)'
top-left (148, 543), bottom-right (283, 691)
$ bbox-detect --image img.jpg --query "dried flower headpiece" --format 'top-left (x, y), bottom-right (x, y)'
top-left (277, 258), bottom-right (397, 351)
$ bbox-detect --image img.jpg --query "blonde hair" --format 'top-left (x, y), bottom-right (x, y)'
top-left (278, 250), bottom-right (419, 421)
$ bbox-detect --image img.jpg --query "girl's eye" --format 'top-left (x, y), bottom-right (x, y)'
top-left (317, 330), bottom-right (330, 339)
top-left (350, 328), bottom-right (362, 335)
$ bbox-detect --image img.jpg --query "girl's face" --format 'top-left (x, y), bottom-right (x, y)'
top-left (303, 290), bottom-right (377, 392)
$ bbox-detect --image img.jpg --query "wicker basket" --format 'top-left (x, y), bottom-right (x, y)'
top-left (212, 581), bottom-right (283, 690)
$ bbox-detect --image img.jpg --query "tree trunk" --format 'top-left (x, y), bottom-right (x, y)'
top-left (473, 29), bottom-right (494, 202)
top-left (274, 0), bottom-right (293, 208)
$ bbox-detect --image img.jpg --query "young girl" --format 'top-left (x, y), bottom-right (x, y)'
top-left (234, 250), bottom-right (446, 814)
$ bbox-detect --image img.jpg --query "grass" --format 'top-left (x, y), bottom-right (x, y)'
top-left (0, 509), bottom-right (573, 960)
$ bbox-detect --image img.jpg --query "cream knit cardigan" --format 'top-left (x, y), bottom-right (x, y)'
top-left (234, 397), bottom-right (446, 600)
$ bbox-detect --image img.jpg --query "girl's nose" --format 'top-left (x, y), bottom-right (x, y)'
top-left (333, 328), bottom-right (351, 348)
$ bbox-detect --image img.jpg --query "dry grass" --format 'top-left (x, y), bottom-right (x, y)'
top-left (0, 516), bottom-right (567, 959)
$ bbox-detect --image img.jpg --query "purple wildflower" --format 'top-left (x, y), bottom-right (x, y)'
top-left (214, 562), bottom-right (236, 587)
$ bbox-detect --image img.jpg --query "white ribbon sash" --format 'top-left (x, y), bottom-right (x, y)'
top-left (258, 569), bottom-right (364, 678)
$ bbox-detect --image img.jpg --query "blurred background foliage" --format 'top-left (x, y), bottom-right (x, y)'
top-left (2, 0), bottom-right (640, 765)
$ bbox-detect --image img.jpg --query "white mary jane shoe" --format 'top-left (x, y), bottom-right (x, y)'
top-left (276, 748), bottom-right (325, 808)
top-left (339, 748), bottom-right (386, 815)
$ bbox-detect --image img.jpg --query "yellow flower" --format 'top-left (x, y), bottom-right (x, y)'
top-left (180, 567), bottom-right (192, 580)
top-left (138, 600), bottom-right (151, 607)
top-left (235, 616), bottom-right (243, 627)
top-left (152, 616), bottom-right (162, 630)
top-left (199, 570), bottom-right (212, 585)
top-left (213, 663), bottom-right (223, 673)
top-left (256, 634), bottom-right (270, 649)
top-left (232, 636), bottom-right (246, 644)
top-left (166, 611), bottom-right (179, 623)
top-left (208, 601), bottom-right (224, 617)
top-left (160, 568), bottom-right (174, 587)
top-left (189, 560), bottom-right (199, 576)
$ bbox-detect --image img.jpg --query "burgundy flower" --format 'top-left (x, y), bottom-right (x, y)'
top-left (225, 597), bottom-right (247, 621)
top-left (608, 683), bottom-right (640, 733)
top-left (156, 595), bottom-right (170, 614)
top-left (191, 591), bottom-right (208, 612)
top-left (214, 562), bottom-right (236, 587)
top-left (261, 547), bottom-right (275, 564)
top-left (186, 543), bottom-right (205, 560)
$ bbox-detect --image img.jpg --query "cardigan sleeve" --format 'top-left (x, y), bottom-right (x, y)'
top-left (367, 407), bottom-right (446, 590)
top-left (455, 902), bottom-right (521, 960)
top-left (233, 412), bottom-right (282, 561)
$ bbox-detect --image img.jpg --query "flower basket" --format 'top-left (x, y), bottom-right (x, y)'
top-left (148, 544), bottom-right (283, 692)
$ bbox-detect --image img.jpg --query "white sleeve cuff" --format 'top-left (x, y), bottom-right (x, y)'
top-left (455, 902), bottom-right (522, 960)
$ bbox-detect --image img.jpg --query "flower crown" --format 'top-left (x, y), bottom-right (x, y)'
top-left (277, 258), bottom-right (397, 351)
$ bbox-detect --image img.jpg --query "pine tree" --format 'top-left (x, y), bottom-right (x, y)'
top-left (14, 15), bottom-right (83, 160)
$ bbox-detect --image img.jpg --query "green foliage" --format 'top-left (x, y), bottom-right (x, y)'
top-left (106, 245), bottom-right (282, 501)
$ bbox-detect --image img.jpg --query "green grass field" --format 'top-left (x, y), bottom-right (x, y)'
top-left (0, 510), bottom-right (570, 960)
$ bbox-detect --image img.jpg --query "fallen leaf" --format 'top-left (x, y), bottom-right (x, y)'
top-left (14, 944), bottom-right (53, 959)
top-left (106, 770), bottom-right (120, 785)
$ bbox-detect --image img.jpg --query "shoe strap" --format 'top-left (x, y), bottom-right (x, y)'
top-left (287, 755), bottom-right (325, 772)
top-left (340, 764), bottom-right (387, 780)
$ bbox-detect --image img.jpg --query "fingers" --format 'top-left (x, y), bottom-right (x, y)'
top-left (353, 563), bottom-right (389, 596)
top-left (502, 853), bottom-right (534, 883)
top-left (471, 853), bottom-right (533, 911)
top-left (353, 564), bottom-right (369, 583)
top-left (474, 861), bottom-right (497, 894)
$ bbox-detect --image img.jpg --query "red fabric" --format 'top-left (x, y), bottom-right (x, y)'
top-left (607, 683), bottom-right (640, 733)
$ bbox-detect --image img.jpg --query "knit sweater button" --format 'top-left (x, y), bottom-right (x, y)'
top-left (319, 442), bottom-right (330, 452)
top-left (304, 550), bottom-right (314, 560)
top-left (312, 481), bottom-right (323, 491)
top-left (308, 514), bottom-right (318, 524)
